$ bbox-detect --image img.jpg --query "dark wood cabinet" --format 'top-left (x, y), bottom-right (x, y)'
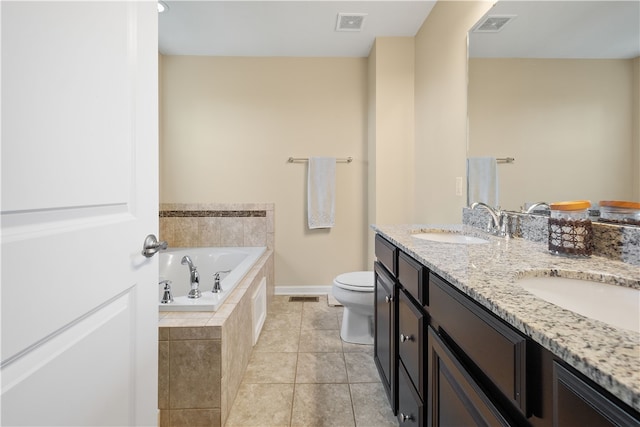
top-left (427, 326), bottom-right (514, 427)
top-left (398, 360), bottom-right (424, 426)
top-left (553, 362), bottom-right (640, 427)
top-left (373, 233), bottom-right (640, 427)
top-left (430, 272), bottom-right (529, 417)
top-left (374, 261), bottom-right (397, 413)
top-left (398, 289), bottom-right (425, 400)
top-left (398, 251), bottom-right (429, 307)
top-left (375, 234), bottom-right (397, 276)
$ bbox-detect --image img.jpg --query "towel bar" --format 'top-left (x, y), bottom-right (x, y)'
top-left (288, 157), bottom-right (353, 163)
top-left (497, 157), bottom-right (515, 163)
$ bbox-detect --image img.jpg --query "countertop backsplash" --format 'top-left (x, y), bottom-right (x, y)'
top-left (462, 207), bottom-right (640, 266)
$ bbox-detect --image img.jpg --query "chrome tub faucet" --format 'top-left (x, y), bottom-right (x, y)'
top-left (181, 255), bottom-right (201, 299)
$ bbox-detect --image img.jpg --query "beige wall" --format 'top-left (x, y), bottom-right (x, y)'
top-left (367, 37), bottom-right (415, 266)
top-left (468, 58), bottom-right (636, 210)
top-left (414, 1), bottom-right (494, 223)
top-left (160, 2), bottom-right (496, 286)
top-left (160, 56), bottom-right (368, 286)
top-left (634, 57), bottom-right (640, 199)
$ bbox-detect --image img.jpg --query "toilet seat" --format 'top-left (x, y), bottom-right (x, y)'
top-left (334, 271), bottom-right (374, 292)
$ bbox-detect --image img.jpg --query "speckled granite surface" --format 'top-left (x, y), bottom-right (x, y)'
top-left (371, 224), bottom-right (640, 412)
top-left (463, 208), bottom-right (640, 266)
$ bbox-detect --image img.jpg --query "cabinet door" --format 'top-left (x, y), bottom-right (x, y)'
top-left (553, 362), bottom-right (640, 427)
top-left (398, 290), bottom-right (425, 400)
top-left (427, 327), bottom-right (513, 427)
top-left (374, 262), bottom-right (397, 413)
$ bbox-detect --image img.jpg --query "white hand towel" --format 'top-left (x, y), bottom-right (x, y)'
top-left (308, 157), bottom-right (336, 229)
top-left (467, 157), bottom-right (499, 207)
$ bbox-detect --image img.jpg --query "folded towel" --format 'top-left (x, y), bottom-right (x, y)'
top-left (308, 157), bottom-right (336, 229)
top-left (467, 157), bottom-right (499, 207)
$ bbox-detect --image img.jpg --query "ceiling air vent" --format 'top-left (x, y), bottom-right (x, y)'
top-left (336, 13), bottom-right (367, 32)
top-left (473, 15), bottom-right (516, 33)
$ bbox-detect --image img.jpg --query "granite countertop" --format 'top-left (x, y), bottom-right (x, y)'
top-left (372, 224), bottom-right (640, 412)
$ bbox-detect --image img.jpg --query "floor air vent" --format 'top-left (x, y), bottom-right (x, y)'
top-left (289, 296), bottom-right (320, 302)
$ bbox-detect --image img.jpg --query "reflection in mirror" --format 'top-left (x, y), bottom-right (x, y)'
top-left (467, 1), bottom-right (640, 213)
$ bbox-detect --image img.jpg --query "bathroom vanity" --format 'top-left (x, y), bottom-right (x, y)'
top-left (372, 226), bottom-right (640, 427)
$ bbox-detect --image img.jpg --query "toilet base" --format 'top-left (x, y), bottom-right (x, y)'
top-left (340, 308), bottom-right (374, 345)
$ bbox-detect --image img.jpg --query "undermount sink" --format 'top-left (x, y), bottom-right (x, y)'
top-left (412, 231), bottom-right (489, 245)
top-left (517, 276), bottom-right (640, 333)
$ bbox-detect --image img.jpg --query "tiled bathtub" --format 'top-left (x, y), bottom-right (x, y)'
top-left (157, 202), bottom-right (275, 427)
top-left (158, 249), bottom-right (274, 427)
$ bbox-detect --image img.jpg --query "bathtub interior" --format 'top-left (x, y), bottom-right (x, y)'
top-left (158, 247), bottom-right (266, 311)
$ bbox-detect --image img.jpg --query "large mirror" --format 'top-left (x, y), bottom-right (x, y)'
top-left (467, 1), bottom-right (640, 212)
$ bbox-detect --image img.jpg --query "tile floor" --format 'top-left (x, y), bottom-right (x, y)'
top-left (224, 295), bottom-right (399, 427)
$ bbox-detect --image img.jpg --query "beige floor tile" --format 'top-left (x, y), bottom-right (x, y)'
top-left (243, 352), bottom-right (298, 383)
top-left (223, 295), bottom-right (395, 427)
top-left (168, 409), bottom-right (221, 427)
top-left (341, 341), bottom-right (374, 354)
top-left (345, 352), bottom-right (381, 383)
top-left (263, 311), bottom-right (302, 330)
top-left (291, 383), bottom-right (355, 427)
top-left (298, 329), bottom-right (343, 352)
top-left (253, 326), bottom-right (300, 353)
top-left (270, 296), bottom-right (303, 314)
top-left (296, 352), bottom-right (348, 384)
top-left (302, 296), bottom-right (333, 313)
top-left (350, 383), bottom-right (399, 427)
top-left (301, 309), bottom-right (340, 330)
top-left (226, 383), bottom-right (293, 427)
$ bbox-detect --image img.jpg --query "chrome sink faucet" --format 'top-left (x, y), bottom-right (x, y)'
top-left (181, 255), bottom-right (201, 299)
top-left (524, 202), bottom-right (550, 214)
top-left (471, 202), bottom-right (507, 237)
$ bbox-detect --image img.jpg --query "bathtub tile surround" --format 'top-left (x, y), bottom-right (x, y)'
top-left (224, 295), bottom-right (399, 427)
top-left (158, 249), bottom-right (274, 427)
top-left (159, 203), bottom-right (274, 249)
top-left (463, 207), bottom-right (640, 265)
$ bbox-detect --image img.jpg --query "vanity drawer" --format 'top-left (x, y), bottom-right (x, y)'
top-left (375, 234), bottom-right (397, 277)
top-left (398, 251), bottom-right (428, 306)
top-left (429, 273), bottom-right (529, 416)
top-left (398, 360), bottom-right (423, 426)
top-left (398, 290), bottom-right (425, 400)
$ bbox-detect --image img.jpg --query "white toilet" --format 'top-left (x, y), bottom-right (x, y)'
top-left (331, 271), bottom-right (375, 345)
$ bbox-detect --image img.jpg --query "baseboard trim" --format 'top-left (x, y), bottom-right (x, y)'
top-left (275, 285), bottom-right (332, 296)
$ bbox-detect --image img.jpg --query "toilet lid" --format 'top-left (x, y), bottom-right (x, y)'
top-left (335, 271), bottom-right (374, 289)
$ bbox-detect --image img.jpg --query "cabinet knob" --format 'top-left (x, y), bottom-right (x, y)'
top-left (400, 333), bottom-right (414, 343)
top-left (400, 413), bottom-right (414, 422)
top-left (385, 295), bottom-right (394, 303)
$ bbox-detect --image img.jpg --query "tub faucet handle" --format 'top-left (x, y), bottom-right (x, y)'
top-left (212, 270), bottom-right (231, 293)
top-left (159, 280), bottom-right (174, 304)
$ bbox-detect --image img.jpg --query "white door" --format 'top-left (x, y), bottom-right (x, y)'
top-left (1, 1), bottom-right (158, 426)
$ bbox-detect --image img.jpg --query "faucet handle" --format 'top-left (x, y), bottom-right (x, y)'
top-left (159, 280), bottom-right (173, 304)
top-left (212, 270), bottom-right (231, 293)
top-left (214, 270), bottom-right (231, 280)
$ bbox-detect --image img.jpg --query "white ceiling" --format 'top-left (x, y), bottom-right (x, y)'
top-left (158, 1), bottom-right (437, 57)
top-left (158, 1), bottom-right (640, 59)
top-left (469, 1), bottom-right (640, 59)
